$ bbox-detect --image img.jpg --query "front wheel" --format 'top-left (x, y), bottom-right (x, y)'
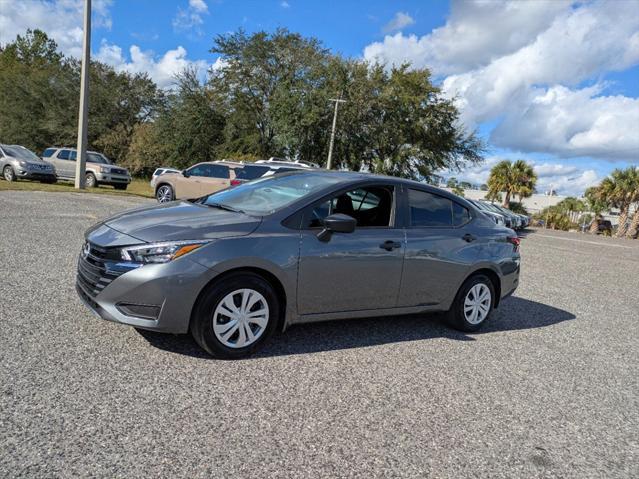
top-left (156, 184), bottom-right (174, 203)
top-left (191, 273), bottom-right (280, 359)
top-left (85, 172), bottom-right (97, 188)
top-left (3, 166), bottom-right (16, 182)
top-left (446, 274), bottom-right (495, 332)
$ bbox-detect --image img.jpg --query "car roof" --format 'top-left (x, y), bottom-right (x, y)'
top-left (272, 169), bottom-right (478, 206)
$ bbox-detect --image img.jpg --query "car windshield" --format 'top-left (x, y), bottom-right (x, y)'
top-left (200, 173), bottom-right (344, 215)
top-left (2, 145), bottom-right (40, 161)
top-left (87, 152), bottom-right (110, 164)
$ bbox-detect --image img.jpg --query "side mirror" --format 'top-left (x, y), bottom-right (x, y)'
top-left (182, 169), bottom-right (190, 178)
top-left (317, 213), bottom-right (356, 242)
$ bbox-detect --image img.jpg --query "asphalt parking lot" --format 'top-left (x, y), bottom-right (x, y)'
top-left (1, 190), bottom-right (637, 478)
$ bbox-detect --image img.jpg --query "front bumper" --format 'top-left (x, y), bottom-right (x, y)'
top-left (75, 248), bottom-right (219, 333)
top-left (16, 169), bottom-right (56, 181)
top-left (95, 172), bottom-right (131, 184)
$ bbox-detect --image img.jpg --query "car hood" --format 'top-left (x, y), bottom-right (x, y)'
top-left (97, 200), bottom-right (261, 243)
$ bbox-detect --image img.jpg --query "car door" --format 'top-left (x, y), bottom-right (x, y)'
top-left (197, 164), bottom-right (232, 195)
top-left (173, 164), bottom-right (206, 199)
top-left (297, 183), bottom-right (405, 315)
top-left (397, 188), bottom-right (477, 308)
top-left (54, 149), bottom-right (74, 178)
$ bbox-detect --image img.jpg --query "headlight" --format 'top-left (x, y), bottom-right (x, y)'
top-left (19, 160), bottom-right (28, 167)
top-left (120, 241), bottom-right (209, 264)
top-left (100, 166), bottom-right (110, 173)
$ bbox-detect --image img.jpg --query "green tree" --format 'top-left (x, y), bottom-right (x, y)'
top-left (487, 160), bottom-right (537, 207)
top-left (597, 167), bottom-right (639, 238)
top-left (209, 29), bottom-right (483, 179)
top-left (584, 186), bottom-right (610, 234)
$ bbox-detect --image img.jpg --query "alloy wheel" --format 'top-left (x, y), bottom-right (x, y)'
top-left (463, 283), bottom-right (491, 325)
top-left (213, 289), bottom-right (269, 349)
top-left (156, 186), bottom-right (172, 203)
top-left (4, 166), bottom-right (15, 181)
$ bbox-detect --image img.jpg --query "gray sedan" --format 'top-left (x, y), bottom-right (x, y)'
top-left (76, 171), bottom-right (521, 358)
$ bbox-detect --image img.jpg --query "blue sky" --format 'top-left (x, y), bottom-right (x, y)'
top-left (1, 0), bottom-right (638, 196)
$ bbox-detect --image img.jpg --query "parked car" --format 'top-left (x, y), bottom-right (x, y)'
top-left (154, 162), bottom-right (238, 203)
top-left (467, 199), bottom-right (505, 226)
top-left (42, 147), bottom-right (131, 190)
top-left (76, 170), bottom-right (521, 359)
top-left (477, 201), bottom-right (514, 228)
top-left (150, 167), bottom-right (181, 189)
top-left (0, 144), bottom-right (56, 183)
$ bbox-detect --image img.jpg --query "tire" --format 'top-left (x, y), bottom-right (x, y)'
top-left (446, 274), bottom-right (496, 332)
top-left (156, 184), bottom-right (174, 203)
top-left (86, 172), bottom-right (97, 188)
top-left (3, 165), bottom-right (16, 182)
top-left (190, 272), bottom-right (280, 359)
top-left (114, 184), bottom-right (127, 190)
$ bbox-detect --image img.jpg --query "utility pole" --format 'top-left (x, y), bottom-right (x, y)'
top-left (326, 95), bottom-right (346, 170)
top-left (75, 0), bottom-right (91, 189)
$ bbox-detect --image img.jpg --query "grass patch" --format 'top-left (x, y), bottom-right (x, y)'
top-left (0, 177), bottom-right (153, 198)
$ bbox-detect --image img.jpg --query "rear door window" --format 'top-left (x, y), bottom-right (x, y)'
top-left (408, 189), bottom-right (453, 227)
top-left (200, 164), bottom-right (230, 179)
top-left (453, 203), bottom-right (471, 226)
top-left (57, 149), bottom-right (70, 160)
top-left (235, 165), bottom-right (270, 180)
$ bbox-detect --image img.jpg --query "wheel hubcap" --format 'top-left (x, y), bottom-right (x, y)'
top-left (4, 168), bottom-right (13, 180)
top-left (157, 186), bottom-right (172, 203)
top-left (213, 289), bottom-right (269, 349)
top-left (464, 283), bottom-right (491, 325)
top-left (86, 175), bottom-right (94, 186)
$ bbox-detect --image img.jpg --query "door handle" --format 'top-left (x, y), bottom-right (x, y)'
top-left (462, 233), bottom-right (476, 242)
top-left (380, 240), bottom-right (402, 251)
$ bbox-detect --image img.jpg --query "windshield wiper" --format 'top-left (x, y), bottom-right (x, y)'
top-left (205, 202), bottom-right (246, 215)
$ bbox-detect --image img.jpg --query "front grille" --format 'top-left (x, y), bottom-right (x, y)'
top-left (76, 243), bottom-right (126, 298)
top-left (111, 168), bottom-right (127, 175)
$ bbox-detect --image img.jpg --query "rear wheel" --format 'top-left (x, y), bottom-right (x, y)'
top-left (3, 166), bottom-right (16, 182)
top-left (191, 273), bottom-right (279, 359)
top-left (446, 274), bottom-right (495, 332)
top-left (85, 172), bottom-right (97, 188)
top-left (156, 184), bottom-right (174, 203)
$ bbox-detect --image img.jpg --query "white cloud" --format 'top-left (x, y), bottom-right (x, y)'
top-left (491, 85), bottom-right (639, 161)
top-left (365, 0), bottom-right (571, 75)
top-left (280, 1), bottom-right (290, 8)
top-left (173, 0), bottom-right (209, 33)
top-left (95, 40), bottom-right (209, 89)
top-left (189, 0), bottom-right (209, 13)
top-left (363, 0), bottom-right (639, 164)
top-left (0, 0), bottom-right (113, 58)
top-left (383, 12), bottom-right (415, 34)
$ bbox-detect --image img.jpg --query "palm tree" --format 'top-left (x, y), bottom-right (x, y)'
top-left (598, 167), bottom-right (639, 238)
top-left (584, 186), bottom-right (609, 234)
top-left (487, 160), bottom-right (537, 207)
top-left (623, 167), bottom-right (639, 238)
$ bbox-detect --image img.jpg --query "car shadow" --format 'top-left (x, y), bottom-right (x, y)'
top-left (136, 296), bottom-right (576, 360)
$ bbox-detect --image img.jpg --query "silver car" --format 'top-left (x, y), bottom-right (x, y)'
top-left (76, 171), bottom-right (521, 359)
top-left (0, 144), bottom-right (56, 183)
top-left (43, 147), bottom-right (131, 189)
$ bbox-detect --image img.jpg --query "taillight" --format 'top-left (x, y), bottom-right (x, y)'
top-left (230, 179), bottom-right (242, 186)
top-left (507, 236), bottom-right (520, 252)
